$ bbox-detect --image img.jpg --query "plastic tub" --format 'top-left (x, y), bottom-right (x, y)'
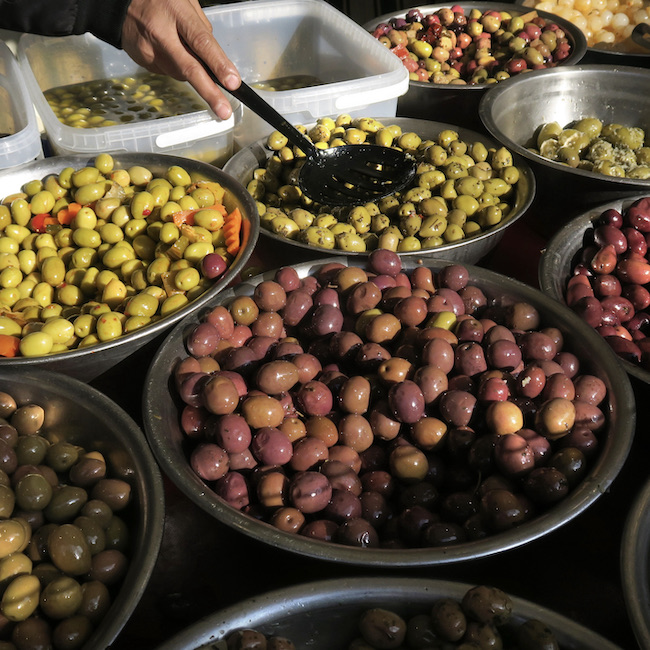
top-left (16, 33), bottom-right (240, 166)
top-left (204, 0), bottom-right (410, 147)
top-left (0, 40), bottom-right (43, 169)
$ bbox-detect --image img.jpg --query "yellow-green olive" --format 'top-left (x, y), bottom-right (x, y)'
top-left (95, 311), bottom-right (125, 341)
top-left (10, 199), bottom-right (31, 227)
top-left (19, 331), bottom-right (54, 356)
top-left (1, 574), bottom-right (40, 621)
top-left (30, 191), bottom-right (56, 215)
top-left (127, 165), bottom-right (153, 187)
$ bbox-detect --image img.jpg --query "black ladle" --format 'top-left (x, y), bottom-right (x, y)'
top-left (631, 22), bottom-right (650, 50)
top-left (202, 63), bottom-right (417, 206)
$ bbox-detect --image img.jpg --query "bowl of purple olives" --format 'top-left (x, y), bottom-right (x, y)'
top-left (539, 193), bottom-right (650, 384)
top-left (363, 3), bottom-right (587, 130)
top-left (142, 250), bottom-right (634, 566)
top-left (155, 576), bottom-right (621, 649)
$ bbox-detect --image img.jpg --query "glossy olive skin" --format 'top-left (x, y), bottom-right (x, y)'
top-left (174, 258), bottom-right (606, 551)
top-left (0, 389), bottom-right (134, 648)
top-left (221, 583), bottom-right (560, 649)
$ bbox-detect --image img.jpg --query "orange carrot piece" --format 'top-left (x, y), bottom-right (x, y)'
top-left (222, 207), bottom-right (243, 256)
top-left (56, 202), bottom-right (82, 225)
top-left (0, 334), bottom-right (20, 358)
top-left (30, 214), bottom-right (58, 233)
top-left (172, 210), bottom-right (196, 227)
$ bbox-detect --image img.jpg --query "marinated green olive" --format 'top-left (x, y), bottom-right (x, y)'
top-left (533, 118), bottom-right (649, 178)
top-left (0, 154), bottom-right (245, 358)
top-left (252, 115), bottom-right (521, 253)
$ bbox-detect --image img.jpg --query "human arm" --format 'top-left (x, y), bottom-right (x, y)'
top-left (120, 0), bottom-right (241, 120)
top-left (0, 0), bottom-right (241, 121)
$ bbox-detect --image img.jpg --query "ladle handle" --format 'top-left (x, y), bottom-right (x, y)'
top-left (197, 58), bottom-right (319, 156)
top-left (631, 23), bottom-right (650, 50)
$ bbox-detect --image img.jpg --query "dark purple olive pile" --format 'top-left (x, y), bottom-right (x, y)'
top-left (564, 196), bottom-right (650, 370)
top-left (172, 251), bottom-right (607, 549)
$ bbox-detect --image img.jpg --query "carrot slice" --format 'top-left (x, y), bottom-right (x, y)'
top-left (223, 207), bottom-right (243, 256)
top-left (56, 202), bottom-right (82, 225)
top-left (30, 214), bottom-right (58, 233)
top-left (0, 334), bottom-right (20, 358)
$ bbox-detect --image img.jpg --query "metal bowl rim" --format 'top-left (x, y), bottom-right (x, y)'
top-left (143, 255), bottom-right (634, 567)
top-left (157, 575), bottom-right (622, 650)
top-left (621, 475), bottom-right (650, 650)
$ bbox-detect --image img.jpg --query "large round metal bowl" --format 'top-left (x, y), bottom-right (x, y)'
top-left (362, 3), bottom-right (587, 131)
top-left (479, 65), bottom-right (650, 207)
top-left (621, 475), bottom-right (650, 650)
top-left (0, 366), bottom-right (165, 649)
top-left (0, 152), bottom-right (259, 381)
top-left (223, 117), bottom-right (535, 265)
top-left (155, 576), bottom-right (621, 649)
top-left (538, 192), bottom-right (650, 384)
top-left (142, 256), bottom-right (634, 567)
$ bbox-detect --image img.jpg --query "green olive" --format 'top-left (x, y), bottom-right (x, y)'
top-left (127, 165), bottom-right (153, 187)
top-left (30, 191), bottom-right (56, 215)
top-left (1, 574), bottom-right (40, 621)
top-left (40, 575), bottom-right (83, 620)
top-left (0, 484), bottom-right (15, 518)
top-left (0, 519), bottom-right (30, 559)
top-left (48, 524), bottom-right (92, 576)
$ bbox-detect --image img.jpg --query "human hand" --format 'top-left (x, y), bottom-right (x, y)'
top-left (120, 0), bottom-right (240, 120)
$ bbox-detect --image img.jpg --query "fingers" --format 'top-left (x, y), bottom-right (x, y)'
top-left (121, 0), bottom-right (241, 120)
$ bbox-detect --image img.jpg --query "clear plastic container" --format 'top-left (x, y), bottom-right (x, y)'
top-left (0, 39), bottom-right (43, 169)
top-left (204, 0), bottom-right (410, 147)
top-left (17, 33), bottom-right (241, 166)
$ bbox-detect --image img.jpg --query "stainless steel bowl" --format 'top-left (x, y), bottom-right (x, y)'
top-left (479, 65), bottom-right (650, 207)
top-left (0, 152), bottom-right (259, 381)
top-left (155, 576), bottom-right (622, 649)
top-left (621, 476), bottom-right (650, 650)
top-left (223, 117), bottom-right (535, 265)
top-left (143, 256), bottom-right (634, 567)
top-left (538, 193), bottom-right (650, 384)
top-left (0, 367), bottom-right (165, 649)
top-left (362, 3), bottom-right (587, 131)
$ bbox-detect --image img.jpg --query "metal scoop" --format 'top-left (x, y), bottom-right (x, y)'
top-left (201, 63), bottom-right (417, 206)
top-left (631, 23), bottom-right (650, 50)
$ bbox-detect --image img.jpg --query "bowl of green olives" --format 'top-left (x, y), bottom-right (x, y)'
top-left (363, 3), bottom-right (587, 131)
top-left (479, 65), bottom-right (650, 208)
top-left (143, 253), bottom-right (633, 567)
top-left (0, 152), bottom-right (259, 381)
top-left (0, 367), bottom-right (165, 649)
top-left (155, 576), bottom-right (620, 649)
top-left (223, 116), bottom-right (535, 264)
